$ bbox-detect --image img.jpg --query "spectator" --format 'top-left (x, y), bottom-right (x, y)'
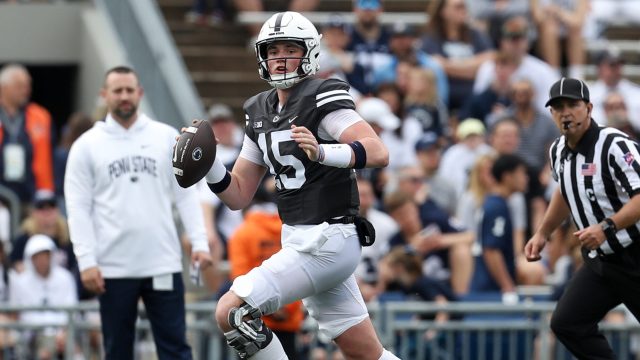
top-left (377, 246), bottom-right (454, 342)
top-left (467, 0), bottom-right (530, 46)
top-left (318, 14), bottom-right (360, 101)
top-left (65, 66), bottom-right (211, 359)
top-left (357, 97), bottom-right (416, 169)
top-left (602, 92), bottom-right (638, 139)
top-left (9, 193), bottom-right (77, 281)
top-left (460, 51), bottom-right (515, 124)
top-left (469, 154), bottom-right (528, 304)
top-left (0, 64), bottom-right (54, 206)
top-left (589, 47), bottom-right (640, 130)
top-left (346, 0), bottom-right (393, 95)
top-left (530, 0), bottom-right (589, 78)
top-left (473, 15), bottom-right (559, 112)
top-left (53, 112), bottom-right (94, 214)
top-left (438, 118), bottom-right (493, 200)
top-left (402, 67), bottom-right (450, 141)
top-left (414, 132), bottom-right (458, 215)
top-left (384, 189), bottom-right (474, 295)
top-left (500, 78), bottom-right (559, 172)
top-left (354, 177), bottom-right (399, 302)
top-left (9, 234), bottom-right (78, 360)
top-left (227, 179), bottom-right (304, 359)
top-left (372, 23), bottom-right (449, 105)
top-left (422, 0), bottom-right (495, 112)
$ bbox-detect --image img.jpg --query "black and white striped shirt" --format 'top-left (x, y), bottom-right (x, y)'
top-left (549, 120), bottom-right (640, 254)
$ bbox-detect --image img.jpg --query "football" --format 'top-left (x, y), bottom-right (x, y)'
top-left (173, 119), bottom-right (217, 188)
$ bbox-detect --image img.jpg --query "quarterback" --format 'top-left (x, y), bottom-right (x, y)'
top-left (204, 11), bottom-right (400, 360)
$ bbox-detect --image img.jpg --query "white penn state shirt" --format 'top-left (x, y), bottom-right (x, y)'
top-left (65, 113), bottom-right (209, 278)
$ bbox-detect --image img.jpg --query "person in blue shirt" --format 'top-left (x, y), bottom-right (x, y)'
top-left (372, 23), bottom-right (449, 106)
top-left (470, 154), bottom-right (528, 303)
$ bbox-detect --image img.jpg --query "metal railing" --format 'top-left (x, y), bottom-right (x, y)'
top-left (1, 300), bottom-right (639, 360)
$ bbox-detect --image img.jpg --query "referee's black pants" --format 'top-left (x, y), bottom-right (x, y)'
top-left (98, 273), bottom-right (192, 360)
top-left (550, 250), bottom-right (640, 360)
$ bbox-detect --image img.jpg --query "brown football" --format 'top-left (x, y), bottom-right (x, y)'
top-left (173, 119), bottom-right (217, 188)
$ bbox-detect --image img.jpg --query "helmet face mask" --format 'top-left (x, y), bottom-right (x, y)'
top-left (255, 12), bottom-right (322, 89)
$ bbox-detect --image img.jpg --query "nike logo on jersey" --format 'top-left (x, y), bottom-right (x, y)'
top-left (288, 116), bottom-right (299, 124)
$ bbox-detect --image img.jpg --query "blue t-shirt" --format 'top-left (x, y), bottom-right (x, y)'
top-left (345, 26), bottom-right (392, 95)
top-left (470, 194), bottom-right (515, 292)
top-left (421, 28), bottom-right (493, 111)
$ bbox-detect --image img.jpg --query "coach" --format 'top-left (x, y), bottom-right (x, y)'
top-left (525, 77), bottom-right (640, 359)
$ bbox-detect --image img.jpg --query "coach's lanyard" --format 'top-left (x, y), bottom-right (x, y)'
top-left (0, 107), bottom-right (27, 181)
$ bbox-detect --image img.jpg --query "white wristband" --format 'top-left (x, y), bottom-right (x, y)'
top-left (205, 157), bottom-right (228, 183)
top-left (318, 144), bottom-right (352, 168)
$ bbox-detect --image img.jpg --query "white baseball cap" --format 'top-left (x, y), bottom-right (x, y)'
top-left (357, 98), bottom-right (400, 131)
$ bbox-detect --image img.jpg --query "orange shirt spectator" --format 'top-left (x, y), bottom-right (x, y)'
top-left (0, 64), bottom-right (54, 204)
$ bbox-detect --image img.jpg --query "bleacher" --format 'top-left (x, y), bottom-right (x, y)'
top-left (157, 0), bottom-right (640, 117)
top-left (157, 0), bottom-right (433, 117)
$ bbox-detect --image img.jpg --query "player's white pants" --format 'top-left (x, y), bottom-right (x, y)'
top-left (230, 222), bottom-right (368, 339)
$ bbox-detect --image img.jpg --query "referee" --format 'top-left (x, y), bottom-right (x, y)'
top-left (525, 77), bottom-right (640, 359)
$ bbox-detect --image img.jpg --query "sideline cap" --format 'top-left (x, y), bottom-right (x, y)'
top-left (545, 77), bottom-right (590, 107)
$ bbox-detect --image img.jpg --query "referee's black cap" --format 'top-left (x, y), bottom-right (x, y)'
top-left (545, 77), bottom-right (590, 107)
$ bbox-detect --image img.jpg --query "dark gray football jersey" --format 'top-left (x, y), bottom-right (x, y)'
top-left (244, 78), bottom-right (360, 225)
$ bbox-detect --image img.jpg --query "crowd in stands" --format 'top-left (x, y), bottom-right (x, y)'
top-left (2, 0), bottom-right (640, 358)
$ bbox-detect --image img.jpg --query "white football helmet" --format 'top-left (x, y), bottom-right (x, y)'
top-left (255, 12), bottom-right (322, 89)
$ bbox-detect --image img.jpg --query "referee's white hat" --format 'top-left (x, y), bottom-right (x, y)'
top-left (545, 77), bottom-right (590, 107)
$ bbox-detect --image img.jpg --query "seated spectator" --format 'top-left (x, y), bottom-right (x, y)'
top-left (498, 78), bottom-right (559, 173)
top-left (414, 133), bottom-right (457, 216)
top-left (357, 97), bottom-right (416, 170)
top-left (0, 64), bottom-right (55, 206)
top-left (438, 118), bottom-right (493, 200)
top-left (377, 247), bottom-right (454, 341)
top-left (459, 51), bottom-right (515, 124)
top-left (602, 92), bottom-right (638, 139)
top-left (421, 0), bottom-right (495, 112)
top-left (467, 0), bottom-right (530, 47)
top-left (473, 16), bottom-right (559, 112)
top-left (10, 193), bottom-right (76, 277)
top-left (9, 235), bottom-right (78, 360)
top-left (403, 67), bottom-right (450, 142)
top-left (317, 14), bottom-right (361, 100)
top-left (346, 0), bottom-right (392, 95)
top-left (372, 23), bottom-right (449, 105)
top-left (469, 154), bottom-right (528, 304)
top-left (384, 188), bottom-right (474, 295)
top-left (589, 47), bottom-right (640, 129)
top-left (530, 0), bottom-right (589, 78)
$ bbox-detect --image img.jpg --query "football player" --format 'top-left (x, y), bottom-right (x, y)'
top-left (204, 11), bottom-right (400, 360)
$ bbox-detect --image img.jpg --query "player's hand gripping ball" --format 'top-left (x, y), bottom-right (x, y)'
top-left (173, 119), bottom-right (217, 188)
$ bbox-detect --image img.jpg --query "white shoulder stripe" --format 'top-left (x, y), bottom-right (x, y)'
top-left (316, 89), bottom-right (349, 100)
top-left (317, 95), bottom-right (354, 107)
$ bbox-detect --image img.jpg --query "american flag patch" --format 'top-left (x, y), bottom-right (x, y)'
top-left (624, 152), bottom-right (635, 166)
top-left (581, 163), bottom-right (597, 176)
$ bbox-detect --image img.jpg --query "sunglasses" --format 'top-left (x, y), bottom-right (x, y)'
top-left (34, 201), bottom-right (57, 210)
